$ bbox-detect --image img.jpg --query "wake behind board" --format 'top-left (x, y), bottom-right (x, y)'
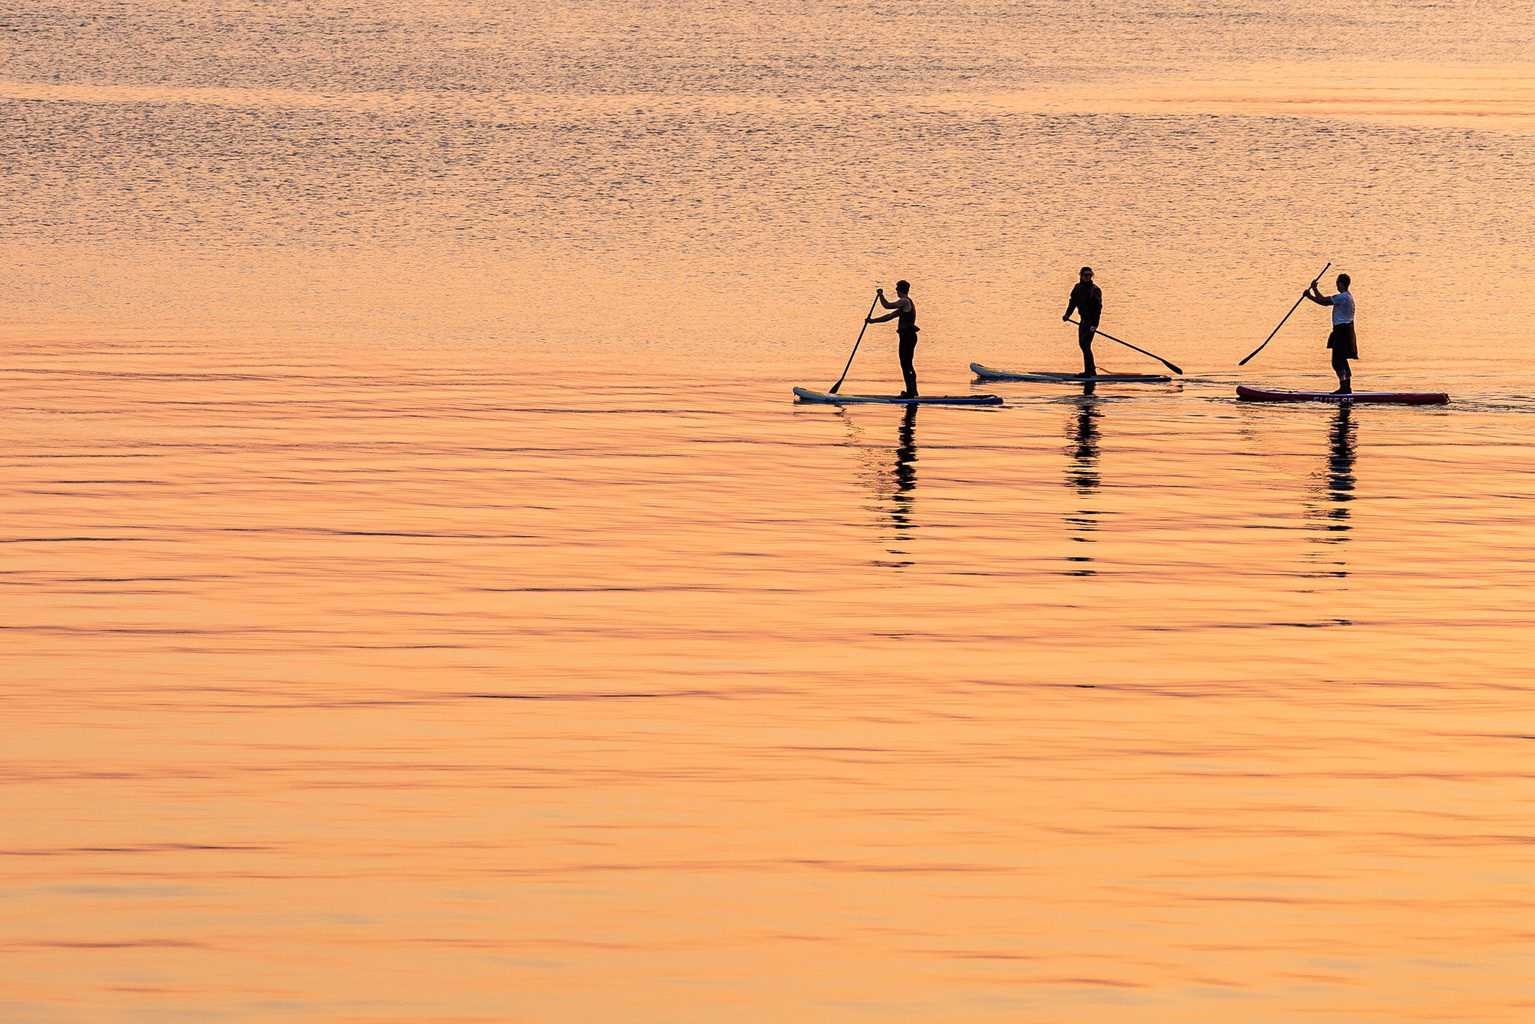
top-left (971, 363), bottom-right (1171, 384)
top-left (793, 387), bottom-right (1002, 406)
top-left (1236, 385), bottom-right (1449, 406)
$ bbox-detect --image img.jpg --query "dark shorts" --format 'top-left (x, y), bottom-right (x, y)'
top-left (1327, 322), bottom-right (1358, 360)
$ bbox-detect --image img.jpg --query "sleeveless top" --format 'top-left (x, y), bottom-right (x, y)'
top-left (1329, 291), bottom-right (1355, 326)
top-left (897, 300), bottom-right (919, 337)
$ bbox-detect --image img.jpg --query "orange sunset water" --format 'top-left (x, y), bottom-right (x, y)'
top-left (4, 1), bottom-right (1535, 1021)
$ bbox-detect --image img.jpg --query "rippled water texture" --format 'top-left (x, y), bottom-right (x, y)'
top-left (4, 1), bottom-right (1535, 1021)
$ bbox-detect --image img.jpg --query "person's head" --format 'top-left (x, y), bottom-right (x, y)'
top-left (1337, 273), bottom-right (1351, 291)
top-left (1079, 266), bottom-right (1094, 284)
top-left (895, 279), bottom-right (910, 296)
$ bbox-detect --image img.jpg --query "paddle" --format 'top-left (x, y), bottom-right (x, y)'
top-left (1238, 262), bottom-right (1331, 366)
top-left (829, 291), bottom-right (881, 395)
top-left (1066, 319), bottom-right (1183, 375)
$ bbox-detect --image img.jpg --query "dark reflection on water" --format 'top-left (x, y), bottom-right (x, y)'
top-left (1063, 389), bottom-right (1101, 577)
top-left (890, 404), bottom-right (918, 538)
top-left (1310, 404), bottom-right (1357, 538)
top-left (837, 405), bottom-right (919, 569)
top-left (875, 404), bottom-right (919, 569)
top-left (1326, 403), bottom-right (1358, 515)
top-left (1302, 404), bottom-right (1358, 597)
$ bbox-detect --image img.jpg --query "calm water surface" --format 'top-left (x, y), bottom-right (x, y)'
top-left (4, 1), bottom-right (1535, 1021)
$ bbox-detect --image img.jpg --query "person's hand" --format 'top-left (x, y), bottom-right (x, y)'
top-left (865, 317), bottom-right (874, 324)
top-left (1062, 314), bottom-right (1070, 322)
top-left (876, 287), bottom-right (884, 296)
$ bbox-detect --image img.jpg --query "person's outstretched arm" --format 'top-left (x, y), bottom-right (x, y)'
top-left (1302, 283), bottom-right (1330, 306)
top-left (875, 289), bottom-right (899, 310)
top-left (867, 311), bottom-right (900, 324)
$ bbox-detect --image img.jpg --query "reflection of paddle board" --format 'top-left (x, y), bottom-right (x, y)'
top-left (1236, 385), bottom-right (1449, 406)
top-left (970, 364), bottom-right (1171, 384)
top-left (793, 387), bottom-right (1002, 406)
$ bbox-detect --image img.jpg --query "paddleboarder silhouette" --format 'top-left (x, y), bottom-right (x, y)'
top-left (1062, 267), bottom-right (1102, 377)
top-left (1303, 273), bottom-right (1357, 394)
top-left (866, 280), bottom-right (920, 397)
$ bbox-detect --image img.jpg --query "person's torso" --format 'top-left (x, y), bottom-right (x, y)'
top-left (1331, 291), bottom-right (1355, 325)
top-left (897, 298), bottom-right (918, 334)
top-left (1073, 283), bottom-right (1102, 318)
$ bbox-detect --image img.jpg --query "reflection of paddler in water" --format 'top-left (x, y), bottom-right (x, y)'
top-left (1067, 390), bottom-right (1101, 493)
top-left (832, 404), bottom-right (920, 565)
top-left (1063, 389), bottom-right (1102, 574)
top-left (864, 280), bottom-right (920, 398)
top-left (1300, 403), bottom-right (1358, 592)
top-left (890, 404), bottom-right (918, 537)
top-left (1320, 403), bottom-right (1357, 537)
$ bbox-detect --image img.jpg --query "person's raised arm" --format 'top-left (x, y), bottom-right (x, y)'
top-left (875, 288), bottom-right (900, 310)
top-left (1302, 282), bottom-right (1329, 306)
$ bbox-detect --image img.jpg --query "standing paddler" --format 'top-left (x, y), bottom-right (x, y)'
top-left (1303, 272), bottom-right (1357, 394)
top-left (1062, 266), bottom-right (1102, 377)
top-left (866, 280), bottom-right (920, 398)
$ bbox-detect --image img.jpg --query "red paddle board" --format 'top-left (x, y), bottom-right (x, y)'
top-left (1237, 385), bottom-right (1448, 406)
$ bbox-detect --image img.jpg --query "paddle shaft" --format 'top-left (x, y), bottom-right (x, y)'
top-left (1238, 262), bottom-right (1331, 366)
top-left (1067, 319), bottom-right (1183, 376)
top-left (829, 292), bottom-right (881, 394)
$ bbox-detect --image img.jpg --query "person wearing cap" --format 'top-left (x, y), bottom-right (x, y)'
top-left (1062, 267), bottom-right (1102, 377)
top-left (1303, 272), bottom-right (1357, 394)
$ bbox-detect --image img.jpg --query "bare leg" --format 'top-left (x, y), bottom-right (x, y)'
top-left (1332, 348), bottom-right (1352, 394)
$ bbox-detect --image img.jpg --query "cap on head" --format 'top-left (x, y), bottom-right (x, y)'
top-left (1337, 273), bottom-right (1351, 289)
top-left (1080, 266), bottom-right (1094, 277)
top-left (895, 279), bottom-right (910, 294)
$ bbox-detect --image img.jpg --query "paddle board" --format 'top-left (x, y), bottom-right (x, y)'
top-left (793, 387), bottom-right (1002, 406)
top-left (1236, 385), bottom-right (1449, 405)
top-left (970, 364), bottom-right (1171, 384)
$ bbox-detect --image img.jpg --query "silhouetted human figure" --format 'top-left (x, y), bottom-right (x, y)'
top-left (1062, 266), bottom-right (1102, 377)
top-left (1304, 273), bottom-right (1357, 394)
top-left (867, 280), bottom-right (919, 397)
